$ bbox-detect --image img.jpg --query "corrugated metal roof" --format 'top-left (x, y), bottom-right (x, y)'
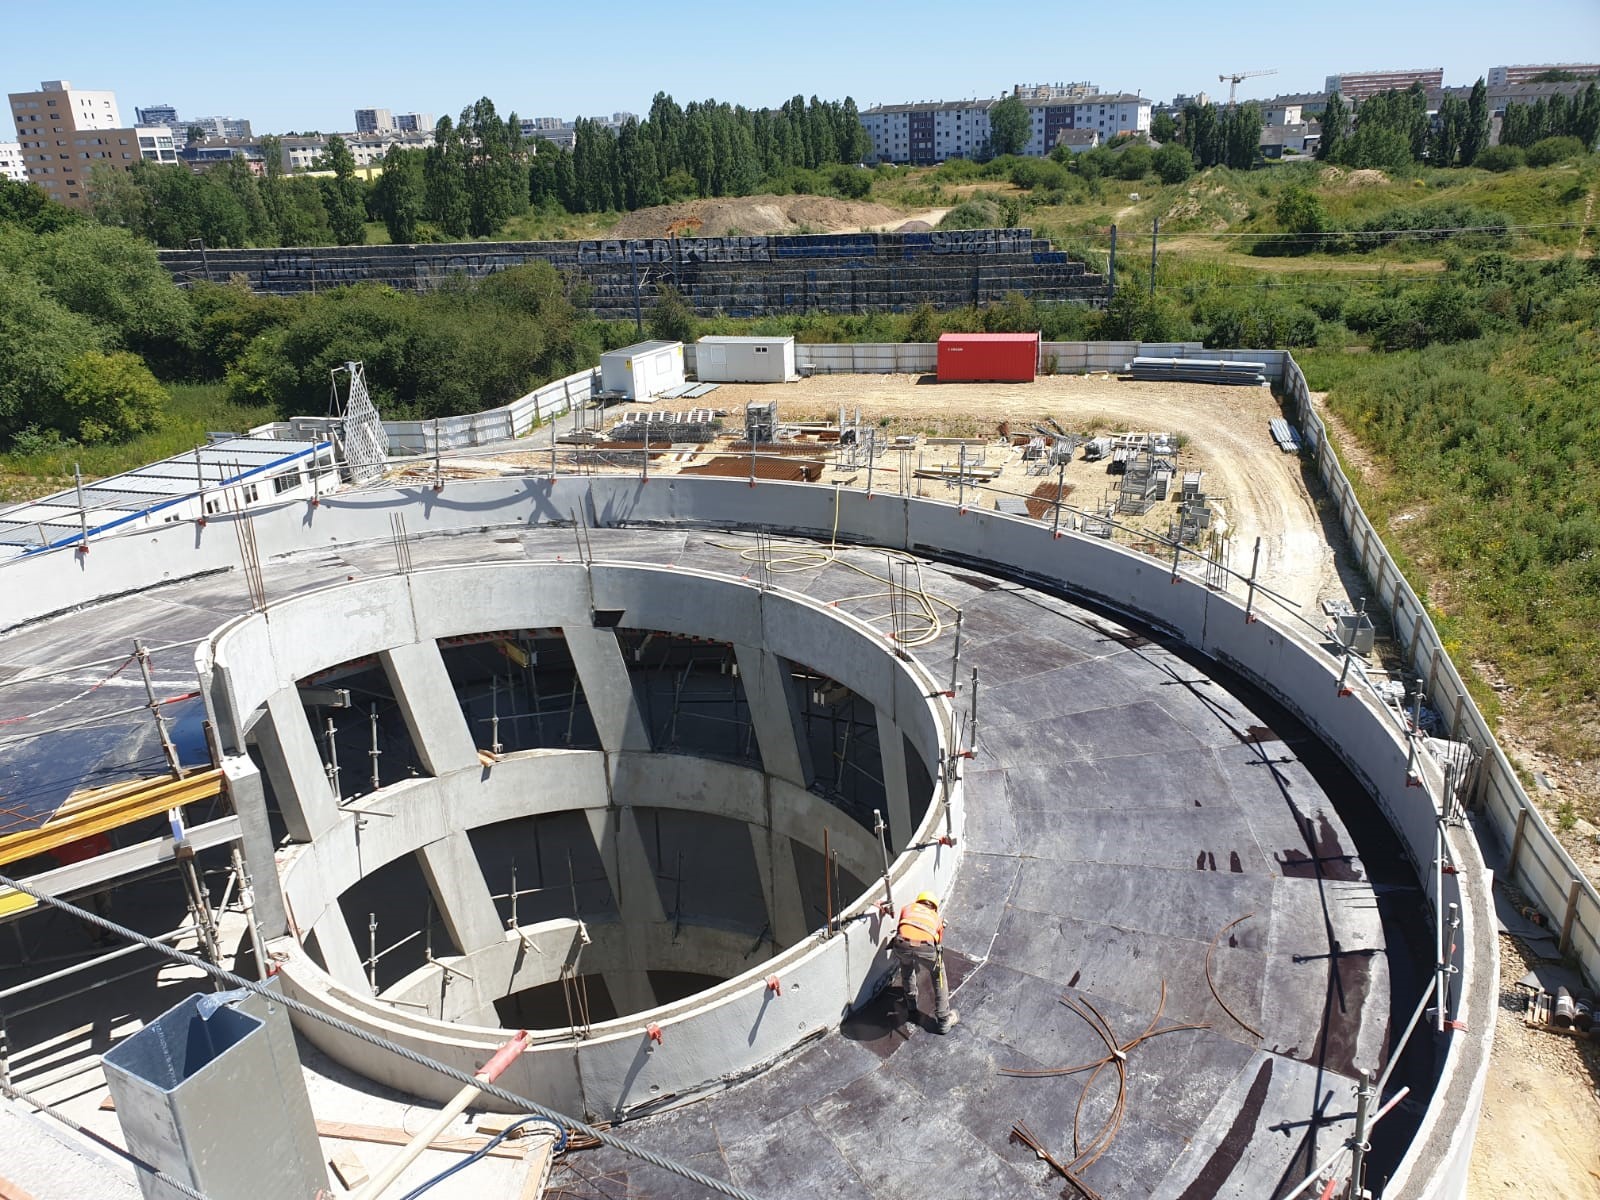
top-left (604, 340), bottom-right (680, 357)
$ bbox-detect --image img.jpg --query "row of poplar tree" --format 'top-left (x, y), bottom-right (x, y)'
top-left (89, 93), bottom-right (875, 248)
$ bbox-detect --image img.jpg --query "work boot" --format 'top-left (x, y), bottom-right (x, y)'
top-left (936, 1010), bottom-right (959, 1035)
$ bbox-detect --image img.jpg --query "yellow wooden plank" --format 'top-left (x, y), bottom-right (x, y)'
top-left (0, 770), bottom-right (224, 868)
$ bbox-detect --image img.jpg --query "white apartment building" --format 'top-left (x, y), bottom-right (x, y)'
top-left (0, 141), bottom-right (27, 182)
top-left (862, 93), bottom-right (1150, 165)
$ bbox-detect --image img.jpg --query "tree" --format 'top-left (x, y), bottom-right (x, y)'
top-left (1430, 95), bottom-right (1467, 166)
top-left (988, 96), bottom-right (1031, 157)
top-left (1462, 79), bottom-right (1490, 165)
top-left (460, 97), bottom-right (525, 237)
top-left (1115, 144), bottom-right (1153, 179)
top-left (318, 135), bottom-right (367, 245)
top-left (424, 117), bottom-right (470, 239)
top-left (1, 178), bottom-right (80, 234)
top-left (0, 268), bottom-right (107, 446)
top-left (373, 145), bottom-right (425, 243)
top-left (1317, 92), bottom-right (1350, 162)
top-left (647, 284), bottom-right (695, 343)
top-left (1151, 111), bottom-right (1178, 144)
top-left (1152, 142), bottom-right (1194, 183)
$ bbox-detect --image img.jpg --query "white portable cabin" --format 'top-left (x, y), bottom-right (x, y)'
top-left (599, 340), bottom-right (685, 401)
top-left (694, 336), bottom-right (797, 384)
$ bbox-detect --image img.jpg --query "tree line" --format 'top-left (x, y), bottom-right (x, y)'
top-left (86, 92), bottom-right (875, 250)
top-left (1178, 102), bottom-right (1266, 170)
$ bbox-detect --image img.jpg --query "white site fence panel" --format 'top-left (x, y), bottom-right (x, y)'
top-left (1282, 355), bottom-right (1600, 985)
top-left (382, 367), bottom-right (598, 455)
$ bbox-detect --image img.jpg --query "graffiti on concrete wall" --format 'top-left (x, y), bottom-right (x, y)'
top-left (577, 236), bottom-right (771, 266)
top-left (412, 252), bottom-right (530, 283)
top-left (929, 229), bottom-right (1034, 254)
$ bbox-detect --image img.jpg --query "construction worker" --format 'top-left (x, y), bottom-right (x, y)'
top-left (889, 891), bottom-right (957, 1034)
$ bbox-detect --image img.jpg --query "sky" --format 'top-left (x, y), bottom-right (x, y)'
top-left (10, 0), bottom-right (1600, 133)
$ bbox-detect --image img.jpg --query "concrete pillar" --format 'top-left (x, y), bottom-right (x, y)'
top-left (220, 755), bottom-right (288, 937)
top-left (379, 640), bottom-right (480, 776)
top-left (253, 687), bottom-right (336, 842)
top-left (562, 626), bottom-right (651, 753)
top-left (311, 912), bottom-right (368, 993)
top-left (584, 806), bottom-right (660, 1014)
top-left (877, 707), bottom-right (914, 851)
top-left (750, 825), bottom-right (809, 949)
top-left (735, 644), bottom-right (810, 788)
top-left (416, 832), bottom-right (504, 955)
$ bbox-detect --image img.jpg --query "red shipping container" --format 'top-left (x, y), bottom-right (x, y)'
top-left (936, 332), bottom-right (1039, 382)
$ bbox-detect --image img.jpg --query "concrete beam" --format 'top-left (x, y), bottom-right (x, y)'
top-left (877, 708), bottom-right (914, 852)
top-left (416, 832), bottom-right (504, 955)
top-left (561, 627), bottom-right (650, 753)
top-left (221, 755), bottom-right (287, 936)
top-left (253, 686), bottom-right (337, 841)
top-left (750, 825), bottom-right (809, 949)
top-left (584, 807), bottom-right (659, 1014)
top-left (380, 640), bottom-right (480, 776)
top-left (735, 644), bottom-right (809, 788)
top-left (311, 911), bottom-right (369, 993)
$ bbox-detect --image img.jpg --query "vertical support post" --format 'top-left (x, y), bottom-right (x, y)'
top-left (1053, 454), bottom-right (1066, 537)
top-left (949, 610), bottom-right (964, 700)
top-left (1560, 879), bottom-right (1584, 954)
top-left (866, 427), bottom-right (876, 495)
top-left (432, 419), bottom-right (442, 488)
top-left (368, 703), bottom-right (381, 792)
top-left (1508, 806), bottom-right (1528, 884)
top-left (135, 640), bottom-right (183, 777)
top-left (1244, 536), bottom-right (1262, 621)
top-left (550, 434), bottom-right (557, 481)
top-left (630, 249), bottom-right (643, 338)
top-left (968, 666), bottom-right (980, 756)
top-left (1150, 217), bottom-right (1159, 294)
top-left (1346, 1068), bottom-right (1373, 1200)
top-left (1171, 536), bottom-right (1182, 583)
top-left (74, 463), bottom-right (90, 552)
top-left (956, 444), bottom-right (966, 511)
top-left (641, 422), bottom-right (649, 480)
top-left (873, 809), bottom-right (895, 914)
top-left (367, 912), bottom-right (378, 995)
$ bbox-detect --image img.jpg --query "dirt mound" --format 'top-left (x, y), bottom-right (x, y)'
top-left (1321, 166), bottom-right (1391, 189)
top-left (611, 194), bottom-right (911, 238)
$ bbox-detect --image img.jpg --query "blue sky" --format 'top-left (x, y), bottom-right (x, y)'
top-left (11, 0), bottom-right (1600, 132)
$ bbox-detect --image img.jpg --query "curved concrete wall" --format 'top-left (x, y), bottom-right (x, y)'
top-left (7, 472), bottom-right (1489, 1195)
top-left (203, 560), bottom-right (960, 1120)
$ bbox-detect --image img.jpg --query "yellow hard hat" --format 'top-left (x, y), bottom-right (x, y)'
top-left (916, 891), bottom-right (939, 911)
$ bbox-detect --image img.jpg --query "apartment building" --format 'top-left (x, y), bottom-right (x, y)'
top-left (1487, 64), bottom-right (1600, 87)
top-left (8, 80), bottom-right (176, 207)
top-left (862, 92), bottom-right (1150, 165)
top-left (1324, 68), bottom-right (1444, 102)
top-left (357, 108), bottom-right (435, 134)
top-left (0, 140), bottom-right (26, 182)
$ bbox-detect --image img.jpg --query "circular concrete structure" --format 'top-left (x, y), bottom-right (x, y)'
top-left (204, 561), bottom-right (961, 1117)
top-left (0, 472), bottom-right (1492, 1199)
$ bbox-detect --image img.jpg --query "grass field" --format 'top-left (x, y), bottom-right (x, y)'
top-left (0, 383), bottom-right (278, 505)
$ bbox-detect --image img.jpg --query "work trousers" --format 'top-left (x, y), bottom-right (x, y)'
top-left (890, 936), bottom-right (952, 1029)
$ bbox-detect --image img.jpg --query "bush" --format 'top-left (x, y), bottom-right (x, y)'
top-left (56, 350), bottom-right (167, 443)
top-left (939, 199), bottom-right (1003, 229)
top-left (828, 165), bottom-right (873, 199)
top-left (1153, 143), bottom-right (1194, 184)
top-left (1525, 136), bottom-right (1586, 167)
top-left (1475, 144), bottom-right (1524, 172)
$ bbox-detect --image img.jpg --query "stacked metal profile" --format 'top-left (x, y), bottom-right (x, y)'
top-left (1125, 356), bottom-right (1267, 385)
top-left (607, 409), bottom-right (724, 443)
top-left (656, 383), bottom-right (722, 401)
top-left (1269, 417), bottom-right (1304, 453)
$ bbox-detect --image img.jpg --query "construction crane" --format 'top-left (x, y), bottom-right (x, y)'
top-left (1218, 69), bottom-right (1277, 106)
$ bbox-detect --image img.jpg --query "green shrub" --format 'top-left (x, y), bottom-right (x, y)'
top-left (57, 351), bottom-right (167, 443)
top-left (1525, 136), bottom-right (1586, 167)
top-left (1153, 143), bottom-right (1195, 183)
top-left (1475, 144), bottom-right (1524, 172)
top-left (1115, 144), bottom-right (1154, 180)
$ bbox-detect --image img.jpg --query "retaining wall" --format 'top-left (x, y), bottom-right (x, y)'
top-left (156, 229), bottom-right (1107, 318)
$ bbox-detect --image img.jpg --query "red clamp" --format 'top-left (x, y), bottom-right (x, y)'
top-left (959, 749), bottom-right (976, 760)
top-left (875, 899), bottom-right (894, 917)
top-left (196, 516), bottom-right (208, 527)
top-left (646, 1023), bottom-right (663, 1046)
top-left (766, 975), bottom-right (783, 996)
top-left (937, 835), bottom-right (955, 847)
top-left (1245, 612), bottom-right (1258, 624)
top-left (76, 543), bottom-right (89, 555)
top-left (1441, 863), bottom-right (1458, 875)
top-left (1444, 1019), bottom-right (1469, 1033)
top-left (1337, 687), bottom-right (1353, 697)
top-left (1405, 773), bottom-right (1423, 789)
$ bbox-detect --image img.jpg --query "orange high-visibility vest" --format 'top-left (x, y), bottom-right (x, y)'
top-left (897, 900), bottom-right (943, 945)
